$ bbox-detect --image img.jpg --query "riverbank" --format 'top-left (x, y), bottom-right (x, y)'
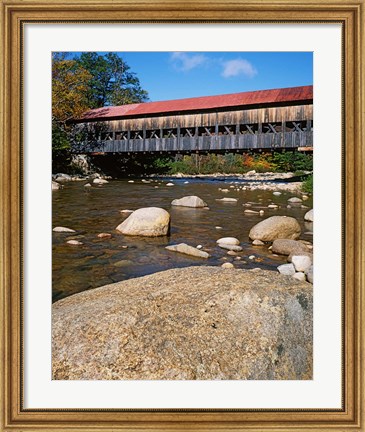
top-left (52, 266), bottom-right (313, 380)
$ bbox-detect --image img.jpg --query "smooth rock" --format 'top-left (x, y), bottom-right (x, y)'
top-left (218, 243), bottom-right (243, 252)
top-left (304, 209), bottom-right (313, 222)
top-left (53, 226), bottom-right (76, 233)
top-left (268, 204), bottom-right (278, 209)
top-left (171, 196), bottom-right (207, 208)
top-left (272, 239), bottom-right (309, 256)
top-left (114, 259), bottom-right (133, 267)
top-left (196, 245), bottom-right (203, 249)
top-left (52, 181), bottom-right (62, 190)
top-left (128, 180), bottom-right (134, 183)
top-left (292, 255), bottom-right (312, 273)
top-left (93, 178), bottom-right (109, 185)
top-left (166, 243), bottom-right (210, 258)
top-left (120, 209), bottom-right (134, 214)
top-left (293, 272), bottom-right (306, 282)
top-left (259, 210), bottom-right (265, 216)
top-left (66, 240), bottom-right (83, 245)
top-left (277, 263), bottom-right (296, 276)
top-left (166, 183), bottom-right (174, 186)
top-left (244, 209), bottom-right (259, 214)
top-left (217, 237), bottom-right (240, 246)
top-left (216, 197), bottom-right (238, 202)
top-left (227, 251), bottom-right (237, 256)
top-left (221, 262), bottom-right (234, 269)
top-left (97, 233), bottom-right (112, 239)
top-left (288, 251), bottom-right (313, 264)
top-left (273, 191), bottom-right (282, 196)
top-left (288, 197), bottom-right (302, 203)
top-left (215, 226), bottom-right (223, 230)
top-left (249, 255), bottom-right (255, 260)
top-left (84, 183), bottom-right (92, 188)
top-left (252, 239), bottom-right (265, 246)
top-left (305, 265), bottom-right (313, 284)
top-left (116, 207), bottom-right (170, 237)
top-left (249, 216), bottom-right (301, 242)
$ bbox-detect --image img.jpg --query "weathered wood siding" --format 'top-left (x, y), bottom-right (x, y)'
top-left (96, 104), bottom-right (312, 131)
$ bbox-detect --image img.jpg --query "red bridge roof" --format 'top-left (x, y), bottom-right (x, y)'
top-left (78, 85), bottom-right (313, 122)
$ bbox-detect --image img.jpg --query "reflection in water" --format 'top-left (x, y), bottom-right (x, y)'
top-left (52, 178), bottom-right (313, 302)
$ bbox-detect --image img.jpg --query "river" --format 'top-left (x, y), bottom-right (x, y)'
top-left (52, 177), bottom-right (313, 302)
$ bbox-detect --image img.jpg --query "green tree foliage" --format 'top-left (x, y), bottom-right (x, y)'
top-left (77, 52), bottom-right (149, 108)
top-left (52, 52), bottom-right (149, 171)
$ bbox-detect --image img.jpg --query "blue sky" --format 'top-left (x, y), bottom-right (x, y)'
top-left (72, 52), bottom-right (313, 102)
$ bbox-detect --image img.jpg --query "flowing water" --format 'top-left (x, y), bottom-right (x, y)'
top-left (52, 178), bottom-right (313, 302)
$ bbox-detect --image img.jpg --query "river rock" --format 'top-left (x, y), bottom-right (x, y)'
top-left (171, 196), bottom-right (207, 208)
top-left (273, 191), bottom-right (282, 196)
top-left (221, 262), bottom-right (234, 269)
top-left (116, 207), bottom-right (170, 237)
top-left (304, 209), bottom-right (313, 222)
top-left (66, 240), bottom-right (83, 245)
top-left (252, 239), bottom-right (265, 246)
top-left (93, 178), bottom-right (109, 185)
top-left (52, 266), bottom-right (312, 380)
top-left (218, 244), bottom-right (243, 252)
top-left (97, 233), bottom-right (112, 239)
top-left (165, 243), bottom-right (210, 258)
top-left (293, 272), bottom-right (306, 282)
top-left (288, 197), bottom-right (302, 203)
top-left (305, 265), bottom-right (313, 284)
top-left (53, 226), bottom-right (76, 233)
top-left (84, 183), bottom-right (92, 188)
top-left (288, 251), bottom-right (313, 264)
top-left (120, 209), bottom-right (134, 214)
top-left (52, 181), bottom-right (62, 190)
top-left (277, 263), bottom-right (296, 276)
top-left (216, 197), bottom-right (238, 202)
top-left (292, 255), bottom-right (312, 273)
top-left (244, 209), bottom-right (259, 214)
top-left (268, 204), bottom-right (278, 209)
top-left (272, 239), bottom-right (309, 256)
top-left (166, 183), bottom-right (174, 186)
top-left (249, 216), bottom-right (301, 242)
top-left (55, 173), bottom-right (72, 182)
top-left (217, 237), bottom-right (240, 245)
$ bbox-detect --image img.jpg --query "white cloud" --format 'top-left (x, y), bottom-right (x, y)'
top-left (170, 52), bottom-right (208, 71)
top-left (221, 59), bottom-right (257, 78)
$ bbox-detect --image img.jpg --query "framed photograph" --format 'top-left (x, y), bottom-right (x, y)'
top-left (1, 0), bottom-right (364, 431)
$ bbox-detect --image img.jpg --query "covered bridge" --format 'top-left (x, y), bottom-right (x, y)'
top-left (71, 85), bottom-right (313, 154)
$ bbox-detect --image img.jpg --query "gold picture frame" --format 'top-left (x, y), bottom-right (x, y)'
top-left (1, 0), bottom-right (364, 430)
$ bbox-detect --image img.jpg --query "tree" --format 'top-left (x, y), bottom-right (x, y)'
top-left (52, 55), bottom-right (92, 170)
top-left (76, 52), bottom-right (149, 108)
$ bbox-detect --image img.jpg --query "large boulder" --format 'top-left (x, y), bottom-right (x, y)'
top-left (171, 196), bottom-right (207, 208)
top-left (249, 216), bottom-right (301, 242)
top-left (272, 239), bottom-right (309, 256)
top-left (116, 207), bottom-right (170, 237)
top-left (52, 267), bottom-right (313, 380)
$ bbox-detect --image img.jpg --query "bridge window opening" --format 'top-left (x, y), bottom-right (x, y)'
top-left (262, 123), bottom-right (281, 134)
top-left (131, 130), bottom-right (143, 139)
top-left (238, 124), bottom-right (259, 135)
top-left (286, 121), bottom-right (307, 132)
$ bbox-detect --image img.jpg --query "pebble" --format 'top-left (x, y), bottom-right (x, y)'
top-left (252, 239), bottom-right (264, 246)
top-left (53, 226), bottom-right (76, 233)
top-left (221, 262), bottom-right (234, 269)
top-left (244, 209), bottom-right (259, 214)
top-left (184, 181), bottom-right (189, 184)
top-left (97, 233), bottom-right (112, 239)
top-left (216, 197), bottom-right (238, 202)
top-left (120, 209), bottom-right (134, 214)
top-left (259, 210), bottom-right (265, 216)
top-left (196, 245), bottom-right (203, 249)
top-left (67, 240), bottom-right (83, 245)
top-left (128, 180), bottom-right (135, 183)
top-left (166, 183), bottom-right (174, 186)
top-left (288, 197), bottom-right (302, 203)
top-left (84, 183), bottom-right (92, 188)
top-left (227, 251), bottom-right (237, 256)
top-left (217, 237), bottom-right (240, 245)
top-left (215, 226), bottom-right (223, 230)
top-left (273, 191), bottom-right (282, 196)
top-left (248, 255), bottom-right (255, 260)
